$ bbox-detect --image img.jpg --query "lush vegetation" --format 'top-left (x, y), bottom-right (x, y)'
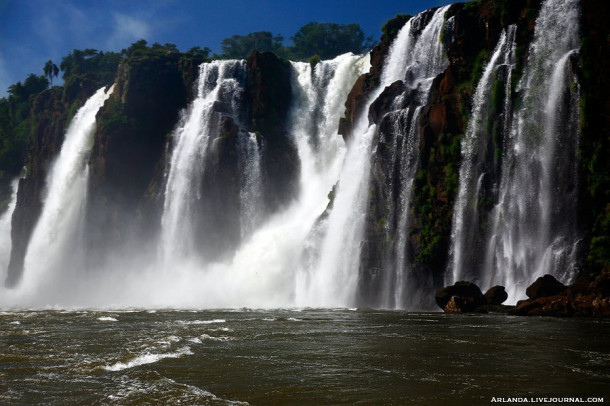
top-left (217, 22), bottom-right (374, 61)
top-left (0, 74), bottom-right (49, 182)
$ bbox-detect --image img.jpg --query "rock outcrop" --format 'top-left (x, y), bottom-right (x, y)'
top-left (436, 274), bottom-right (610, 317)
top-left (484, 286), bottom-right (508, 305)
top-left (435, 281), bottom-right (486, 313)
top-left (513, 274), bottom-right (610, 317)
top-left (525, 275), bottom-right (567, 299)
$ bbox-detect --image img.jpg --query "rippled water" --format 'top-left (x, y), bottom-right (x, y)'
top-left (1, 309), bottom-right (608, 404)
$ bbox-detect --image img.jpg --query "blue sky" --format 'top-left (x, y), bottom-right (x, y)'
top-left (0, 0), bottom-right (454, 97)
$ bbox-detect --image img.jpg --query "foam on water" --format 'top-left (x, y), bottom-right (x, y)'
top-left (103, 346), bottom-right (193, 372)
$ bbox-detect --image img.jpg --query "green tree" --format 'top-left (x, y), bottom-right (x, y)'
top-left (187, 46), bottom-right (211, 59)
top-left (43, 60), bottom-right (59, 87)
top-left (220, 31), bottom-right (284, 59)
top-left (290, 22), bottom-right (374, 60)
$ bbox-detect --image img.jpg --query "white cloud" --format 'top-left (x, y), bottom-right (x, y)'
top-left (106, 13), bottom-right (152, 50)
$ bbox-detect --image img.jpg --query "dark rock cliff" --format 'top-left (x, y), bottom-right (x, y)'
top-left (83, 50), bottom-right (297, 264)
top-left (85, 52), bottom-right (197, 263)
top-left (245, 51), bottom-right (298, 213)
top-left (577, 0), bottom-right (610, 279)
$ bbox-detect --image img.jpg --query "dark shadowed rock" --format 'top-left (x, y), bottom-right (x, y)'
top-left (512, 295), bottom-right (574, 317)
top-left (525, 274), bottom-right (566, 299)
top-left (435, 281), bottom-right (486, 311)
top-left (484, 285), bottom-right (508, 305)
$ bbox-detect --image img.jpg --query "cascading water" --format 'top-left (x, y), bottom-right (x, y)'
top-left (9, 85), bottom-right (114, 300)
top-left (483, 0), bottom-right (581, 302)
top-left (382, 8), bottom-right (454, 310)
top-left (287, 53), bottom-right (371, 306)
top-left (380, 106), bottom-right (423, 309)
top-left (299, 6), bottom-right (452, 308)
top-left (0, 179), bottom-right (19, 283)
top-left (160, 60), bottom-right (246, 264)
top-left (134, 53), bottom-right (368, 308)
top-left (448, 25), bottom-right (516, 285)
top-left (0, 2), bottom-right (585, 310)
top-left (237, 132), bottom-right (263, 238)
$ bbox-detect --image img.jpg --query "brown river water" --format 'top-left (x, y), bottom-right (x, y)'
top-left (1, 309), bottom-right (608, 405)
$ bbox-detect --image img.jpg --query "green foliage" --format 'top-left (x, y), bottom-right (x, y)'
top-left (220, 31), bottom-right (284, 59)
top-left (43, 60), bottom-right (59, 87)
top-left (308, 55), bottom-right (321, 68)
top-left (60, 49), bottom-right (121, 82)
top-left (186, 46), bottom-right (211, 59)
top-left (99, 97), bottom-right (130, 134)
top-left (585, 205), bottom-right (610, 275)
top-left (0, 74), bottom-right (49, 181)
top-left (381, 15), bottom-right (412, 39)
top-left (289, 22), bottom-right (375, 60)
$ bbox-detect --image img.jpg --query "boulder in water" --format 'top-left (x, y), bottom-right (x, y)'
top-left (484, 285), bottom-right (508, 305)
top-left (525, 274), bottom-right (566, 299)
top-left (435, 281), bottom-right (486, 312)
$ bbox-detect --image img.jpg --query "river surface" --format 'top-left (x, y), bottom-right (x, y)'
top-left (1, 309), bottom-right (608, 405)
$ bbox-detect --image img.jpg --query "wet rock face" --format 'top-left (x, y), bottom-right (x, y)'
top-left (86, 54), bottom-right (192, 260)
top-left (339, 14), bottom-right (411, 141)
top-left (245, 51), bottom-right (298, 214)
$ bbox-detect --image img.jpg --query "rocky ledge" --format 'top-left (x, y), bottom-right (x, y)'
top-left (435, 274), bottom-right (610, 317)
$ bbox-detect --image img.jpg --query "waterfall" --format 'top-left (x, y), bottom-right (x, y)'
top-left (448, 25), bottom-right (516, 285)
top-left (16, 85), bottom-right (114, 296)
top-left (288, 53), bottom-right (371, 306)
top-left (383, 106), bottom-right (423, 309)
top-left (483, 0), bottom-right (580, 302)
top-left (0, 179), bottom-right (19, 283)
top-left (237, 132), bottom-right (263, 239)
top-left (0, 1), bottom-right (586, 310)
top-left (130, 54), bottom-right (368, 308)
top-left (382, 7), bottom-right (453, 309)
top-left (160, 60), bottom-right (246, 264)
top-left (299, 5), bottom-right (451, 307)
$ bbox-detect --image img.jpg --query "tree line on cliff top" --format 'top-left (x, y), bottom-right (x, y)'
top-left (0, 21), bottom-right (373, 190)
